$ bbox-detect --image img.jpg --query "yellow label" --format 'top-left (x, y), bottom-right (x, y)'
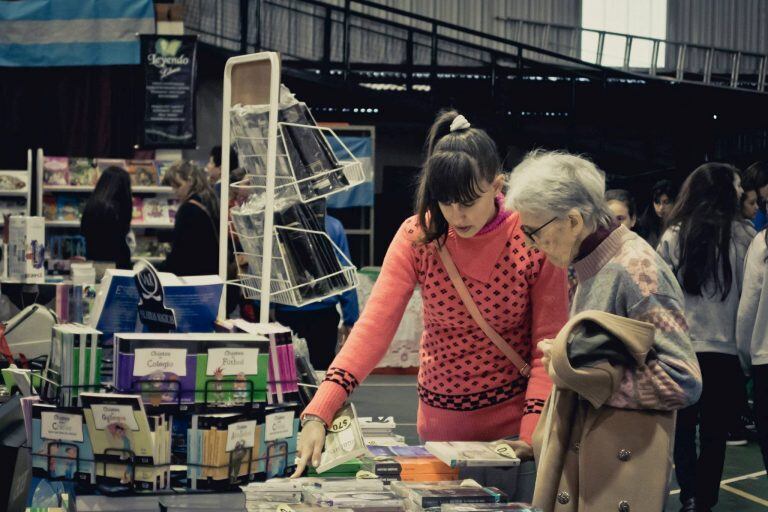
top-left (356, 470), bottom-right (379, 479)
top-left (494, 444), bottom-right (517, 459)
top-left (329, 415), bottom-right (352, 433)
top-left (275, 505), bottom-right (294, 512)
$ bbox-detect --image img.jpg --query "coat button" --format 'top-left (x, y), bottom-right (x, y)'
top-left (557, 492), bottom-right (570, 504)
top-left (617, 449), bottom-right (631, 462)
top-left (618, 500), bottom-right (630, 512)
top-left (573, 442), bottom-right (580, 453)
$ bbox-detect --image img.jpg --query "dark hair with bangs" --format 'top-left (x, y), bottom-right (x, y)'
top-left (416, 110), bottom-right (501, 244)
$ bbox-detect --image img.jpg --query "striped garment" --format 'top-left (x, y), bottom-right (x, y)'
top-left (571, 225), bottom-right (702, 410)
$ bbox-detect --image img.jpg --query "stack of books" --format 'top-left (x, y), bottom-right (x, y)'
top-left (113, 333), bottom-right (271, 408)
top-left (187, 402), bottom-right (300, 489)
top-left (80, 393), bottom-right (171, 491)
top-left (41, 324), bottom-right (102, 407)
top-left (425, 442), bottom-right (521, 468)
top-left (364, 445), bottom-right (459, 483)
top-left (391, 480), bottom-right (509, 510)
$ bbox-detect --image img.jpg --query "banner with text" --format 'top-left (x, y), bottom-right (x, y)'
top-left (141, 34), bottom-right (197, 148)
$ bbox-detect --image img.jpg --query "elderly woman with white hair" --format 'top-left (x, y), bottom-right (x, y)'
top-left (505, 151), bottom-right (702, 512)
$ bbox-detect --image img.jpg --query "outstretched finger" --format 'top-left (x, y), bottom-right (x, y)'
top-left (290, 451), bottom-right (309, 478)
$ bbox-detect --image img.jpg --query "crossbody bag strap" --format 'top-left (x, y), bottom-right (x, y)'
top-left (436, 244), bottom-right (531, 378)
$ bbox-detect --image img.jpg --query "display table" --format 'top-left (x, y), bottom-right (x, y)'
top-left (357, 268), bottom-right (421, 369)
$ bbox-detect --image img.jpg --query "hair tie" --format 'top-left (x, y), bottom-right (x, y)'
top-left (450, 115), bottom-right (471, 132)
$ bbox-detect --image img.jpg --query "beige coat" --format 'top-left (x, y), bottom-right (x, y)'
top-left (532, 311), bottom-right (675, 512)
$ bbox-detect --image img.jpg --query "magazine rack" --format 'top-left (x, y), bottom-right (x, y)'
top-left (231, 123), bottom-right (365, 204)
top-left (219, 52), bottom-right (362, 319)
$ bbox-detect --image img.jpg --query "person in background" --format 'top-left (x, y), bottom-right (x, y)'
top-left (207, 145), bottom-right (240, 198)
top-left (636, 179), bottom-right (676, 248)
top-left (658, 163), bottom-right (755, 512)
top-left (273, 214), bottom-right (360, 370)
top-left (741, 173), bottom-right (760, 222)
top-left (293, 111), bottom-right (569, 503)
top-left (506, 151), bottom-right (701, 512)
top-left (605, 188), bottom-right (637, 229)
top-left (737, 222), bottom-right (768, 478)
top-left (80, 166), bottom-right (133, 269)
top-left (160, 161), bottom-right (220, 276)
top-left (745, 161), bottom-right (768, 231)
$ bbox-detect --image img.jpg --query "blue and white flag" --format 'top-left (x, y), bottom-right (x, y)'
top-left (0, 0), bottom-right (155, 67)
top-left (327, 135), bottom-right (375, 208)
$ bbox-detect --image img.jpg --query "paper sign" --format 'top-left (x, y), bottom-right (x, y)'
top-left (206, 348), bottom-right (259, 376)
top-left (265, 411), bottom-right (295, 442)
top-left (133, 348), bottom-right (188, 377)
top-left (90, 404), bottom-right (140, 431)
top-left (226, 420), bottom-right (256, 452)
top-left (41, 411), bottom-right (84, 442)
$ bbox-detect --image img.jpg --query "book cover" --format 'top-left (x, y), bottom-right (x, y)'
top-left (406, 485), bottom-right (508, 508)
top-left (259, 403), bottom-right (300, 479)
top-left (0, 198), bottom-right (27, 218)
top-left (89, 269), bottom-right (224, 347)
top-left (425, 441), bottom-right (521, 468)
top-left (42, 195), bottom-right (57, 220)
top-left (96, 158), bottom-right (127, 175)
top-left (315, 403), bottom-right (367, 474)
top-left (56, 195), bottom-right (83, 221)
top-left (7, 215), bottom-right (45, 282)
top-left (31, 404), bottom-right (95, 484)
top-left (127, 160), bottom-right (159, 187)
top-left (68, 158), bottom-right (99, 186)
top-left (113, 333), bottom-right (198, 406)
top-left (132, 197), bottom-right (144, 223)
top-left (167, 199), bottom-right (179, 222)
top-left (0, 170), bottom-right (28, 192)
top-left (189, 410), bottom-right (265, 487)
top-left (226, 321), bottom-right (300, 404)
top-left (80, 392), bottom-right (160, 488)
top-left (43, 157), bottom-right (69, 186)
top-left (193, 334), bottom-right (270, 406)
top-left (142, 197), bottom-right (170, 224)
top-left (156, 160), bottom-right (174, 183)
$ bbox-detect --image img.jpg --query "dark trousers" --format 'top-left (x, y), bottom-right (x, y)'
top-left (274, 307), bottom-right (340, 371)
top-left (674, 353), bottom-right (742, 509)
top-left (752, 364), bottom-right (768, 472)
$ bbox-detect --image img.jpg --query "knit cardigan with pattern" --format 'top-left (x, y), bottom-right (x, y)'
top-left (571, 225), bottom-right (703, 410)
top-left (302, 210), bottom-right (570, 443)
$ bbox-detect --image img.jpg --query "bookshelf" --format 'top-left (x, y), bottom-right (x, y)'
top-left (0, 149), bottom-right (33, 226)
top-left (36, 149), bottom-right (177, 268)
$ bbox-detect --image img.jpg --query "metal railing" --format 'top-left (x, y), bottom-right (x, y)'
top-left (181, 0), bottom-right (767, 94)
top-left (496, 16), bottom-right (768, 92)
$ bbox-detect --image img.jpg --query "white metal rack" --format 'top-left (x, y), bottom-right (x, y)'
top-left (218, 52), bottom-right (361, 321)
top-left (0, 149), bottom-right (33, 225)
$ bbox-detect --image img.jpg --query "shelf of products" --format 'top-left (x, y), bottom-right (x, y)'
top-left (0, 149), bottom-right (33, 222)
top-left (43, 185), bottom-right (174, 194)
top-left (36, 150), bottom-right (179, 270)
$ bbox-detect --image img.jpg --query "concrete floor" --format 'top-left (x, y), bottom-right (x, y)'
top-left (354, 374), bottom-right (768, 511)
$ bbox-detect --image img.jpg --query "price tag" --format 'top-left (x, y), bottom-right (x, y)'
top-left (355, 470), bottom-right (379, 480)
top-left (329, 414), bottom-right (352, 434)
top-left (493, 444), bottom-right (517, 459)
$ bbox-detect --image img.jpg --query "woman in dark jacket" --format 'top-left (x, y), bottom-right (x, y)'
top-left (160, 160), bottom-right (220, 276)
top-left (80, 166), bottom-right (133, 269)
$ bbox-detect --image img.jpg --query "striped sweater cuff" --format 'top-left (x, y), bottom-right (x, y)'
top-left (301, 370), bottom-right (357, 427)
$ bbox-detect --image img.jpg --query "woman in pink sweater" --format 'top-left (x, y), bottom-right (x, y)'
top-left (294, 110), bottom-right (569, 476)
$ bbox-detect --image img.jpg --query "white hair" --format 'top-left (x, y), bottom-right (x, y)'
top-left (505, 150), bottom-right (613, 231)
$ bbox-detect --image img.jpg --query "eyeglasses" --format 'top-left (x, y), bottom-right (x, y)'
top-left (521, 217), bottom-right (558, 242)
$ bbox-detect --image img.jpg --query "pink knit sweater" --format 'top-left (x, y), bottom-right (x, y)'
top-left (303, 210), bottom-right (569, 444)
